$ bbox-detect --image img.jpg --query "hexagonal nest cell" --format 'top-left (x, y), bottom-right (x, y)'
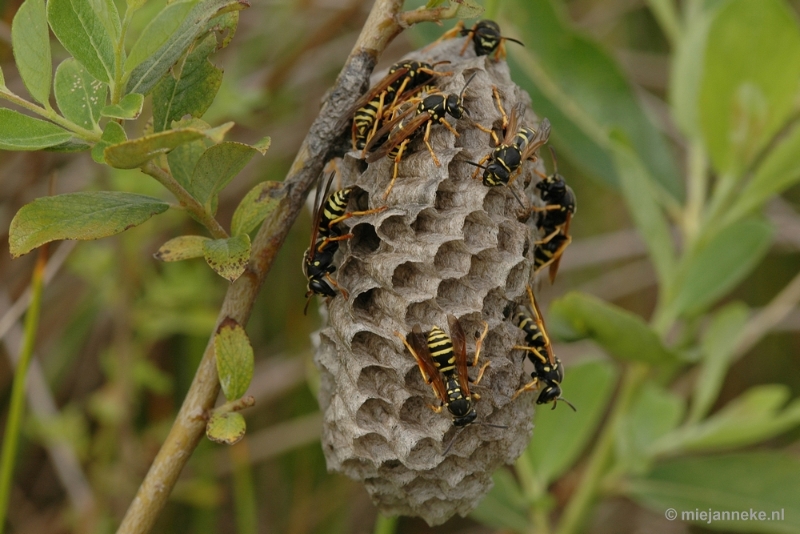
top-left (311, 37), bottom-right (549, 525)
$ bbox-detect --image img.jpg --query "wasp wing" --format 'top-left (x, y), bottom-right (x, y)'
top-left (447, 315), bottom-right (472, 397)
top-left (528, 286), bottom-right (556, 366)
top-left (501, 102), bottom-right (524, 145)
top-left (519, 117), bottom-right (552, 162)
top-left (548, 212), bottom-right (572, 285)
top-left (365, 111), bottom-right (432, 163)
top-left (336, 66), bottom-right (412, 133)
top-left (306, 172), bottom-right (336, 262)
top-left (407, 325), bottom-right (448, 405)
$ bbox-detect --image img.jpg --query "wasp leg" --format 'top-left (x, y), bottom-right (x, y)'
top-left (472, 321), bottom-right (489, 367)
top-left (473, 360), bottom-right (491, 386)
top-left (421, 121), bottom-right (443, 169)
top-left (533, 235), bottom-right (572, 281)
top-left (423, 21), bottom-right (465, 51)
top-left (458, 24), bottom-right (474, 56)
top-left (428, 403), bottom-right (444, 414)
top-left (512, 345), bottom-right (548, 364)
top-left (470, 153), bottom-right (492, 180)
top-left (534, 226), bottom-right (563, 245)
top-left (394, 330), bottom-right (434, 385)
top-left (512, 377), bottom-right (540, 400)
top-left (324, 273), bottom-right (349, 300)
top-left (492, 86), bottom-right (508, 132)
top-left (316, 232), bottom-right (354, 253)
top-left (327, 206), bottom-right (388, 230)
top-left (383, 139), bottom-right (410, 200)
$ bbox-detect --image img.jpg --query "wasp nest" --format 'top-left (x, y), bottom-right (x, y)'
top-left (314, 39), bottom-right (546, 525)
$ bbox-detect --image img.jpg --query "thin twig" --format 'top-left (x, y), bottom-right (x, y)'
top-left (115, 1), bottom-right (411, 532)
top-left (734, 269), bottom-right (800, 360)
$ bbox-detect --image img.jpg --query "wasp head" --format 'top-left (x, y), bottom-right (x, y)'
top-left (447, 398), bottom-right (478, 427)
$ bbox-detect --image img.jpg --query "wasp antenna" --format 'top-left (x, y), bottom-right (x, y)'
top-left (555, 397), bottom-right (577, 412)
top-left (463, 160), bottom-right (488, 170)
top-left (303, 294), bottom-right (312, 316)
top-left (441, 429), bottom-right (463, 456)
top-left (506, 185), bottom-right (528, 211)
top-left (432, 60), bottom-right (452, 67)
top-left (503, 36), bottom-right (525, 47)
top-left (460, 72), bottom-right (479, 99)
top-left (480, 422), bottom-right (508, 429)
top-left (548, 145), bottom-right (558, 173)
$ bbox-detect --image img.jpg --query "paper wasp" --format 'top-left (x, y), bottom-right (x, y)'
top-left (432, 20), bottom-right (524, 60)
top-left (347, 60), bottom-right (451, 151)
top-left (394, 315), bottom-right (505, 454)
top-left (365, 73), bottom-right (478, 199)
top-left (531, 147), bottom-right (575, 283)
top-left (512, 286), bottom-right (575, 410)
top-left (303, 172), bottom-right (386, 314)
top-left (465, 102), bottom-right (551, 189)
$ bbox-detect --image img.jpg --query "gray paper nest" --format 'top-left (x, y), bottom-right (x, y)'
top-left (313, 38), bottom-right (548, 525)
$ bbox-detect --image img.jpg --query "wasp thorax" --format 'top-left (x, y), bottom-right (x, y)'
top-left (314, 37), bottom-right (550, 525)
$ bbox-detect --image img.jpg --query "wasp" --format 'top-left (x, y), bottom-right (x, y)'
top-left (432, 20), bottom-right (524, 60)
top-left (365, 73), bottom-right (478, 199)
top-left (346, 60), bottom-right (451, 152)
top-left (466, 102), bottom-right (551, 189)
top-left (512, 285), bottom-right (575, 410)
top-left (303, 173), bottom-right (386, 314)
top-left (531, 147), bottom-right (576, 283)
top-left (394, 315), bottom-right (505, 454)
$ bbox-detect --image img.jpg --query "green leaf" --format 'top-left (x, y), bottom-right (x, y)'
top-left (101, 93), bottom-right (144, 120)
top-left (669, 6), bottom-right (714, 138)
top-left (470, 469), bottom-right (529, 533)
top-left (506, 0), bottom-right (682, 199)
top-left (0, 66), bottom-right (5, 87)
top-left (191, 142), bottom-right (261, 212)
top-left (9, 192), bottom-right (169, 257)
top-left (154, 235), bottom-right (210, 262)
top-left (54, 59), bottom-right (107, 129)
top-left (231, 179), bottom-right (282, 236)
top-left (168, 138), bottom-right (211, 191)
top-left (651, 385), bottom-right (800, 456)
top-left (688, 302), bottom-right (749, 423)
top-left (91, 121), bottom-right (127, 164)
top-left (11, 0), bottom-right (52, 105)
top-left (526, 360), bottom-right (617, 485)
top-left (726, 121), bottom-right (800, 226)
top-left (152, 33), bottom-right (223, 132)
top-left (206, 411), bottom-right (246, 445)
top-left (125, 0), bottom-right (198, 76)
top-left (202, 234), bottom-right (250, 282)
top-left (700, 0), bottom-right (800, 175)
top-left (549, 292), bottom-right (676, 364)
top-left (0, 109), bottom-right (72, 151)
top-left (616, 382), bottom-right (684, 474)
top-left (103, 128), bottom-right (208, 169)
top-left (452, 0), bottom-right (483, 19)
top-left (47, 0), bottom-right (116, 83)
top-left (610, 133), bottom-right (676, 288)
top-left (125, 0), bottom-right (249, 96)
top-left (627, 452), bottom-right (800, 533)
top-left (88, 0), bottom-right (121, 43)
top-left (669, 218), bottom-right (773, 317)
top-left (214, 318), bottom-right (254, 401)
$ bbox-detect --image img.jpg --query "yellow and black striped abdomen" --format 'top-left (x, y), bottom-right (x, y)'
top-left (514, 310), bottom-right (546, 352)
top-left (427, 326), bottom-right (457, 374)
top-left (318, 188), bottom-right (352, 238)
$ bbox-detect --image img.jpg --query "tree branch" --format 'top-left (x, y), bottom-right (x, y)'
top-left (116, 1), bottom-right (409, 532)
